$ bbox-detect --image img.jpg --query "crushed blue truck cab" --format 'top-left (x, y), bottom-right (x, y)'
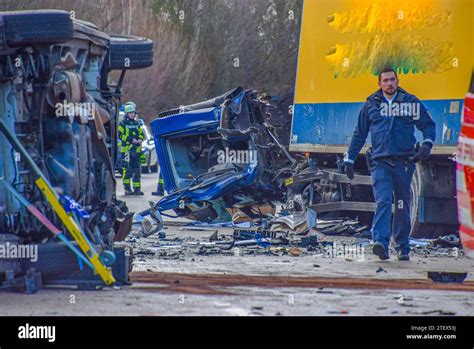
top-left (150, 87), bottom-right (295, 223)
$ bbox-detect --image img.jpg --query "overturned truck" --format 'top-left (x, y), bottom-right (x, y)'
top-left (0, 10), bottom-right (153, 290)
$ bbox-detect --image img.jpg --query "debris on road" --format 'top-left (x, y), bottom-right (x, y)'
top-left (410, 235), bottom-right (463, 258)
top-left (127, 217), bottom-right (468, 264)
top-left (289, 247), bottom-right (302, 257)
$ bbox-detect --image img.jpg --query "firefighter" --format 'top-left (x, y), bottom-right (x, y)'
top-left (118, 103), bottom-right (145, 195)
top-left (117, 102), bottom-right (138, 178)
top-left (344, 67), bottom-right (436, 261)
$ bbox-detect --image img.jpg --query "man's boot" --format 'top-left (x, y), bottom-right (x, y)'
top-left (152, 175), bottom-right (165, 196)
top-left (152, 184), bottom-right (164, 196)
top-left (397, 251), bottom-right (410, 261)
top-left (373, 242), bottom-right (390, 260)
top-left (134, 189), bottom-right (144, 196)
top-left (124, 185), bottom-right (134, 196)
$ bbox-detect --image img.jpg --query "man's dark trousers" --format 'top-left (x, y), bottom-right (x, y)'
top-left (371, 158), bottom-right (415, 255)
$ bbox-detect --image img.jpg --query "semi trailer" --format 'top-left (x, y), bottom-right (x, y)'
top-left (289, 0), bottom-right (473, 238)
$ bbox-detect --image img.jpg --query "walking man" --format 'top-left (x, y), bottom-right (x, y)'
top-left (344, 67), bottom-right (436, 261)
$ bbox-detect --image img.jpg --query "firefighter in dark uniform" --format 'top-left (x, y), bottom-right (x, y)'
top-left (118, 104), bottom-right (145, 195)
top-left (344, 68), bottom-right (436, 261)
top-left (117, 101), bottom-right (136, 177)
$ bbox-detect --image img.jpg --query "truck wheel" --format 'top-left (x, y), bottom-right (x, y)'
top-left (1, 10), bottom-right (74, 47)
top-left (109, 34), bottom-right (154, 70)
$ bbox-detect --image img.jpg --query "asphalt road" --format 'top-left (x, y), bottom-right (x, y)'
top-left (0, 173), bottom-right (473, 316)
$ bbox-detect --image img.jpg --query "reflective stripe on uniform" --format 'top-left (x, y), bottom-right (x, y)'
top-left (121, 127), bottom-right (130, 142)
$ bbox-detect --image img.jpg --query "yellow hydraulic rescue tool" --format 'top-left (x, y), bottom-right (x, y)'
top-left (0, 119), bottom-right (115, 285)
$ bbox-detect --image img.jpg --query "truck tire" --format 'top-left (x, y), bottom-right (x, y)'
top-left (109, 34), bottom-right (154, 70)
top-left (1, 10), bottom-right (74, 47)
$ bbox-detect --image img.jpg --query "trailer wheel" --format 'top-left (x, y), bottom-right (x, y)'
top-left (1, 10), bottom-right (74, 47)
top-left (108, 34), bottom-right (154, 70)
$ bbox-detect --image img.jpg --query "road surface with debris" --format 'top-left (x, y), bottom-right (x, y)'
top-left (1, 174), bottom-right (473, 316)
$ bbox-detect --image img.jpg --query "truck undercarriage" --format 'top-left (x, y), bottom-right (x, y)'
top-left (0, 10), bottom-right (153, 289)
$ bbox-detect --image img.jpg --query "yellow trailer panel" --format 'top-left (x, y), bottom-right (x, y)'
top-left (291, 0), bottom-right (473, 153)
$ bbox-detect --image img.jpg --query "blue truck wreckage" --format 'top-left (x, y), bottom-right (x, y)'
top-left (146, 87), bottom-right (299, 225)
